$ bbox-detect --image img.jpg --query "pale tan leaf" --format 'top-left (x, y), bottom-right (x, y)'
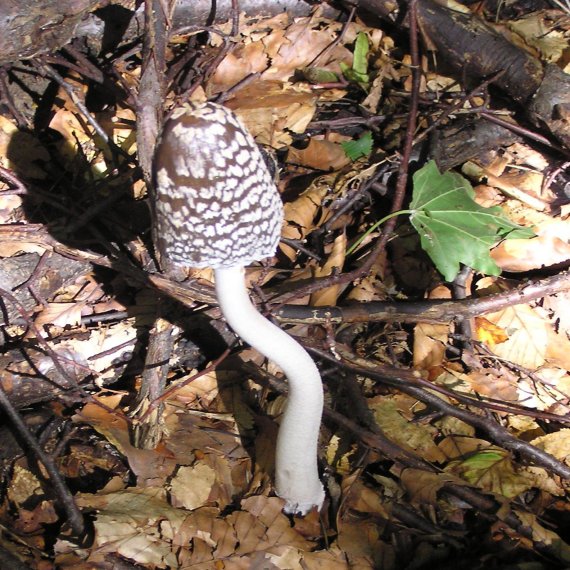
top-left (7, 465), bottom-right (42, 507)
top-left (75, 488), bottom-right (187, 568)
top-left (530, 429), bottom-right (570, 465)
top-left (492, 219), bottom-right (570, 272)
top-left (485, 305), bottom-right (549, 369)
top-left (34, 301), bottom-right (85, 329)
top-left (519, 466), bottom-right (565, 496)
top-left (170, 464), bottom-right (216, 510)
top-left (485, 303), bottom-right (570, 371)
top-left (511, 511), bottom-right (570, 559)
top-left (438, 435), bottom-right (493, 460)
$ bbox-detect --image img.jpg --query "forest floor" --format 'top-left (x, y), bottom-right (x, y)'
top-left (0, 1), bottom-right (570, 569)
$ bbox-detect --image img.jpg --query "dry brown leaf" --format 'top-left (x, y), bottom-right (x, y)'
top-left (53, 322), bottom-right (138, 383)
top-left (337, 517), bottom-right (395, 570)
top-left (281, 184), bottom-right (329, 261)
top-left (340, 474), bottom-right (390, 517)
top-left (14, 500), bottom-right (59, 536)
top-left (74, 488), bottom-right (188, 568)
top-left (169, 370), bottom-right (220, 408)
top-left (460, 369), bottom-right (519, 403)
top-left (509, 511), bottom-right (570, 558)
top-left (0, 193), bottom-right (23, 223)
top-left (519, 466), bottom-right (565, 496)
top-left (400, 469), bottom-right (458, 504)
top-left (49, 108), bottom-right (95, 159)
top-left (413, 285), bottom-right (452, 370)
top-left (76, 397), bottom-right (181, 486)
top-left (211, 46), bottom-right (269, 94)
top-left (508, 13), bottom-right (570, 64)
top-left (345, 249), bottom-right (389, 302)
top-left (7, 465), bottom-right (43, 507)
top-left (228, 496), bottom-right (316, 556)
top-left (474, 316), bottom-right (510, 349)
top-left (0, 240), bottom-right (47, 257)
top-left (0, 115), bottom-right (50, 179)
top-left (303, 546), bottom-right (354, 569)
top-left (262, 17), bottom-right (351, 80)
top-left (413, 322), bottom-right (448, 370)
top-left (226, 81), bottom-right (317, 147)
top-left (543, 290), bottom-right (570, 337)
top-left (310, 232), bottom-right (346, 306)
top-left (463, 161), bottom-right (549, 211)
top-left (438, 435), bottom-right (493, 460)
top-left (287, 138), bottom-right (351, 171)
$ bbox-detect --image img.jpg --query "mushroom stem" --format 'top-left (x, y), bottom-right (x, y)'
top-left (214, 266), bottom-right (325, 515)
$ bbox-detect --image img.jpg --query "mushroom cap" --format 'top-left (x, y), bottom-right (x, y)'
top-left (153, 102), bottom-right (284, 269)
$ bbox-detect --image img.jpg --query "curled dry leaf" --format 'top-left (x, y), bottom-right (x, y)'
top-left (280, 184), bottom-right (329, 261)
top-left (463, 161), bottom-right (549, 211)
top-left (492, 218), bottom-right (570, 271)
top-left (310, 232), bottom-right (346, 306)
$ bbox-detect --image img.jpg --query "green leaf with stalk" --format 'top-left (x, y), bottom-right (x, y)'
top-left (347, 161), bottom-right (535, 281)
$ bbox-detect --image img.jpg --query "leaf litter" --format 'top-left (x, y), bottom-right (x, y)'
top-left (0, 3), bottom-right (569, 570)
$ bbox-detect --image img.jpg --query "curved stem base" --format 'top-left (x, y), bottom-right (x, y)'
top-left (215, 266), bottom-right (325, 515)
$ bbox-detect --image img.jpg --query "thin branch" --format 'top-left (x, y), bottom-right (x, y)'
top-left (0, 384), bottom-right (85, 534)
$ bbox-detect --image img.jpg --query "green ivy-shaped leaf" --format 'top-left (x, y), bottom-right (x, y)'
top-left (410, 161), bottom-right (535, 282)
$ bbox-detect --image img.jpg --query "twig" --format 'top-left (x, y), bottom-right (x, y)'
top-left (0, 384), bottom-right (85, 534)
top-left (275, 269), bottom-right (570, 324)
top-left (312, 345), bottom-right (570, 479)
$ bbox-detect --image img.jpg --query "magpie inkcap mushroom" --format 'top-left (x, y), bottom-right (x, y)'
top-left (153, 101), bottom-right (325, 515)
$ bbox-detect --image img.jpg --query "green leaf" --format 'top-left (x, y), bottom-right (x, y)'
top-left (341, 131), bottom-right (373, 161)
top-left (410, 161), bottom-right (535, 281)
top-left (340, 32), bottom-right (370, 86)
top-left (352, 32), bottom-right (369, 77)
top-left (299, 67), bottom-right (340, 84)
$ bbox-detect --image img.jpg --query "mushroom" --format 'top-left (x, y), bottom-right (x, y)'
top-left (152, 101), bottom-right (325, 515)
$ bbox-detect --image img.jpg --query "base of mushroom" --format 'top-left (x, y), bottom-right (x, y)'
top-left (276, 483), bottom-right (325, 516)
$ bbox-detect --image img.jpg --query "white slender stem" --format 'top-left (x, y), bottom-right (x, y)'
top-left (215, 266), bottom-right (324, 515)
